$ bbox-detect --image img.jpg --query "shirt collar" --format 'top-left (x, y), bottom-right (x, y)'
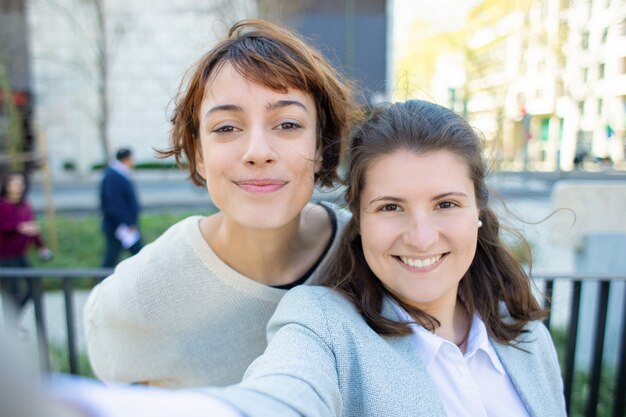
top-left (390, 299), bottom-right (506, 374)
top-left (110, 160), bottom-right (132, 178)
top-left (389, 299), bottom-right (444, 368)
top-left (465, 314), bottom-right (506, 375)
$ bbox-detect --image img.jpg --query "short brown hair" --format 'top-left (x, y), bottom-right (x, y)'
top-left (158, 19), bottom-right (358, 187)
top-left (321, 100), bottom-right (546, 344)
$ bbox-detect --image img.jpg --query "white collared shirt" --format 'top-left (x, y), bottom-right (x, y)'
top-left (109, 160), bottom-right (133, 179)
top-left (392, 302), bottom-right (530, 417)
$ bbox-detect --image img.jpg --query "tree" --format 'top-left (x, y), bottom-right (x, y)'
top-left (29, 0), bottom-right (127, 163)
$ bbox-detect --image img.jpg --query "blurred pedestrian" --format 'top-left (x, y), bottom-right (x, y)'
top-left (99, 148), bottom-right (142, 268)
top-left (0, 171), bottom-right (52, 321)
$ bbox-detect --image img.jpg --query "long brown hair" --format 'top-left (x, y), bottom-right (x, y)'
top-left (321, 100), bottom-right (546, 344)
top-left (158, 19), bottom-right (359, 188)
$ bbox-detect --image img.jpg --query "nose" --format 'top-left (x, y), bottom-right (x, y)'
top-left (402, 212), bottom-right (439, 251)
top-left (242, 129), bottom-right (277, 166)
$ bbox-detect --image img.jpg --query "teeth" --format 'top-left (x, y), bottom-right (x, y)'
top-left (400, 255), bottom-right (442, 268)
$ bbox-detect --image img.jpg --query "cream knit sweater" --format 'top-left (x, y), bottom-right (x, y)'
top-left (84, 203), bottom-right (350, 388)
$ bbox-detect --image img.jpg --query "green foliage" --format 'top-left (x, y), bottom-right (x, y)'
top-left (62, 160), bottom-right (77, 171)
top-left (507, 239), bottom-right (533, 265)
top-left (30, 210), bottom-right (208, 270)
top-left (49, 341), bottom-right (95, 378)
top-left (90, 161), bottom-right (188, 171)
top-left (550, 327), bottom-right (617, 417)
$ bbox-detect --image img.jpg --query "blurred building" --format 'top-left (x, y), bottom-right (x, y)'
top-left (559, 0), bottom-right (626, 169)
top-left (0, 0), bottom-right (35, 175)
top-left (431, 0), bottom-right (625, 171)
top-left (282, 0), bottom-right (388, 105)
top-left (18, 0), bottom-right (386, 178)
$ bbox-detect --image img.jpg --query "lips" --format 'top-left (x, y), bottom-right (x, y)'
top-left (235, 179), bottom-right (287, 193)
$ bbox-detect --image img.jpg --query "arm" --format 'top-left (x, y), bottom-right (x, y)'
top-left (207, 287), bottom-right (343, 417)
top-left (83, 271), bottom-right (158, 385)
top-left (44, 377), bottom-right (242, 417)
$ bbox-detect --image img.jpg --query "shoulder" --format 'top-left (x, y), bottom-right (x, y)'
top-left (267, 286), bottom-right (360, 340)
top-left (519, 320), bottom-right (557, 353)
top-left (86, 216), bottom-right (204, 316)
top-left (319, 201), bottom-right (351, 230)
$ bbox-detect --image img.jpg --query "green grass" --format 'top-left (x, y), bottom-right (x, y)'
top-left (26, 210), bottom-right (211, 290)
top-left (30, 210), bottom-right (209, 269)
top-left (550, 327), bottom-right (618, 417)
top-left (49, 342), bottom-right (95, 378)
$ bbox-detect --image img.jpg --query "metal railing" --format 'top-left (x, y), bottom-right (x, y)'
top-left (0, 268), bottom-right (625, 417)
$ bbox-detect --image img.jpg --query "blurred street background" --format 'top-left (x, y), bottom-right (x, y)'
top-left (1, 1), bottom-right (626, 416)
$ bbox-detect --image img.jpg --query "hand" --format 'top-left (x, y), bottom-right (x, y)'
top-left (17, 221), bottom-right (40, 236)
top-left (39, 247), bottom-right (54, 262)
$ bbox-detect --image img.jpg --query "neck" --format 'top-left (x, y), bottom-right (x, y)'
top-left (200, 204), bottom-right (330, 286)
top-left (6, 195), bottom-right (21, 203)
top-left (432, 299), bottom-right (471, 351)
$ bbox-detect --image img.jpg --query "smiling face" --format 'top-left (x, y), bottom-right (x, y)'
top-left (196, 61), bottom-right (319, 230)
top-left (359, 149), bottom-right (480, 316)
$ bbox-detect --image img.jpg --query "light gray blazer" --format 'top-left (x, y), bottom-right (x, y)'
top-left (208, 286), bottom-right (566, 417)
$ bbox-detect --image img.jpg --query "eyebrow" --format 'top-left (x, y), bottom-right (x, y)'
top-left (367, 196), bottom-right (405, 205)
top-left (266, 100), bottom-right (308, 112)
top-left (367, 192), bottom-right (469, 206)
top-left (204, 100), bottom-right (308, 119)
top-left (204, 104), bottom-right (242, 118)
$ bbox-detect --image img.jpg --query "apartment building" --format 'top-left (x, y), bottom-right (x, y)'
top-left (23, 0), bottom-right (387, 178)
top-left (431, 0), bottom-right (625, 171)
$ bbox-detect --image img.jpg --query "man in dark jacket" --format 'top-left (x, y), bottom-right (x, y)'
top-left (100, 148), bottom-right (142, 267)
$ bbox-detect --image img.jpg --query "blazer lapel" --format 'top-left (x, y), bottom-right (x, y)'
top-left (380, 297), bottom-right (423, 364)
top-left (380, 297), bottom-right (448, 416)
top-left (492, 340), bottom-right (545, 417)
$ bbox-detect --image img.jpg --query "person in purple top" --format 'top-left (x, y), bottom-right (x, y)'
top-left (0, 171), bottom-right (52, 319)
top-left (99, 148), bottom-right (143, 267)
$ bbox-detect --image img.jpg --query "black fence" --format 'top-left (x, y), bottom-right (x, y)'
top-left (0, 268), bottom-right (625, 417)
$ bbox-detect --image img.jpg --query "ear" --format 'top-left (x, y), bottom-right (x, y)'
top-left (194, 142), bottom-right (206, 181)
top-left (314, 149), bottom-right (322, 174)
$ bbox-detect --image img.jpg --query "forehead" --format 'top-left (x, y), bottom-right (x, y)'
top-left (201, 61), bottom-right (315, 108)
top-left (361, 149), bottom-right (474, 197)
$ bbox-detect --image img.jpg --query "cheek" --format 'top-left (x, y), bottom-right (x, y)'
top-left (359, 218), bottom-right (394, 264)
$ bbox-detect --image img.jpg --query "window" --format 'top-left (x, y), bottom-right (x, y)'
top-left (599, 63), bottom-right (605, 79)
top-left (579, 101), bottom-right (585, 115)
top-left (602, 28), bottom-right (608, 43)
top-left (583, 67), bottom-right (589, 82)
top-left (582, 31), bottom-right (590, 49)
top-left (598, 98), bottom-right (604, 115)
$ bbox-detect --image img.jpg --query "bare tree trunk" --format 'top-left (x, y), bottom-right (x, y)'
top-left (94, 0), bottom-right (110, 163)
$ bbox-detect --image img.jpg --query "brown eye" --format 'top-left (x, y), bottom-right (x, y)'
top-left (213, 125), bottom-right (236, 133)
top-left (380, 204), bottom-right (401, 212)
top-left (277, 122), bottom-right (301, 130)
top-left (437, 201), bottom-right (457, 209)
